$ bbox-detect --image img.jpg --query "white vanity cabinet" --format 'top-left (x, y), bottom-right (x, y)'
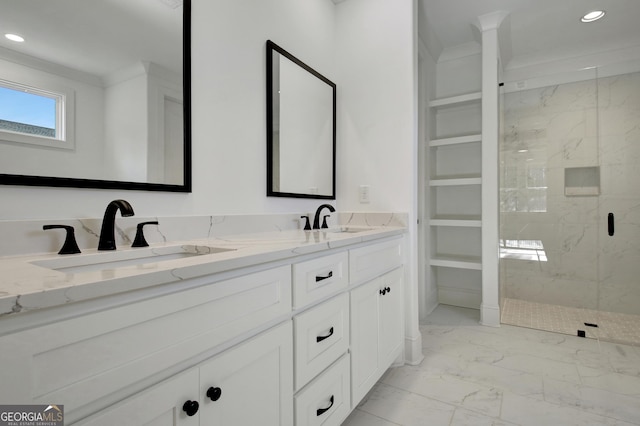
top-left (0, 265), bottom-right (292, 425)
top-left (350, 267), bottom-right (404, 406)
top-left (291, 237), bottom-right (404, 425)
top-left (80, 322), bottom-right (293, 426)
top-left (0, 231), bottom-right (407, 426)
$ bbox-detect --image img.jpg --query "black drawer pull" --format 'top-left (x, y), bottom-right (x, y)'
top-left (316, 395), bottom-right (334, 416)
top-left (385, 286), bottom-right (391, 293)
top-left (379, 288), bottom-right (386, 295)
top-left (315, 271), bottom-right (333, 282)
top-left (316, 326), bottom-right (334, 343)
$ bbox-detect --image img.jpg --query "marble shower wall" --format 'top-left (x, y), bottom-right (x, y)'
top-left (500, 70), bottom-right (640, 315)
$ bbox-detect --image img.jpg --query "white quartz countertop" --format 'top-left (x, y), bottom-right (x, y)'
top-left (0, 226), bottom-right (404, 317)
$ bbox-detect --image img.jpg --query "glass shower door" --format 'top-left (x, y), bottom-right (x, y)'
top-left (595, 65), bottom-right (640, 342)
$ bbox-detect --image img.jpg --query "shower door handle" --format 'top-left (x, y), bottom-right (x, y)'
top-left (608, 213), bottom-right (614, 236)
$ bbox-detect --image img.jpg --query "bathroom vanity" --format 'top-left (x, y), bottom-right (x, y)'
top-left (0, 224), bottom-right (406, 425)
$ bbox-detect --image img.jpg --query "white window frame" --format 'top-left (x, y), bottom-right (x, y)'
top-left (0, 78), bottom-right (75, 150)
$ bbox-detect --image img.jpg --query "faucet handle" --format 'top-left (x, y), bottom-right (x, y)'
top-left (300, 215), bottom-right (311, 231)
top-left (132, 221), bottom-right (159, 248)
top-left (322, 215), bottom-right (330, 229)
top-left (43, 225), bottom-right (81, 255)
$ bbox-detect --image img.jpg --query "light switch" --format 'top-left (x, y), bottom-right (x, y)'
top-left (359, 185), bottom-right (370, 203)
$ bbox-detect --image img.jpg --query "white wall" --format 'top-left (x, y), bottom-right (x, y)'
top-left (335, 0), bottom-right (416, 214)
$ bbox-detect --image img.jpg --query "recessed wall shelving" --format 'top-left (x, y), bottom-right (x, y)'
top-left (427, 87), bottom-right (483, 309)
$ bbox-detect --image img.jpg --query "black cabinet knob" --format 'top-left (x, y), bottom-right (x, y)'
top-left (206, 386), bottom-right (222, 401)
top-left (385, 286), bottom-right (391, 293)
top-left (182, 400), bottom-right (199, 416)
top-left (379, 288), bottom-right (386, 295)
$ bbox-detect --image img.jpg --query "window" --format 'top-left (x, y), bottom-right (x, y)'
top-left (0, 79), bottom-right (74, 149)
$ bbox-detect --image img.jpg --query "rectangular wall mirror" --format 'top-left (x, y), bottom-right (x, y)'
top-left (266, 40), bottom-right (336, 199)
top-left (0, 0), bottom-right (191, 192)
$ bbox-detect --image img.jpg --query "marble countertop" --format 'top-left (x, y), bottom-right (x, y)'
top-left (0, 226), bottom-right (404, 317)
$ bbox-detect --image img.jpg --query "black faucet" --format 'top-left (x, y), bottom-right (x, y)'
top-left (312, 204), bottom-right (335, 229)
top-left (98, 199), bottom-right (135, 250)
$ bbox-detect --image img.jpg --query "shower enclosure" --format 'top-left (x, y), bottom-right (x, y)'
top-left (499, 60), bottom-right (640, 346)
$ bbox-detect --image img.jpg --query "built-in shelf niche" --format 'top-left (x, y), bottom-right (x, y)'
top-left (430, 92), bottom-right (482, 140)
top-left (431, 185), bottom-right (481, 217)
top-left (431, 142), bottom-right (482, 180)
top-left (565, 166), bottom-right (600, 196)
top-left (432, 226), bottom-right (481, 258)
top-left (427, 83), bottom-right (483, 309)
top-left (435, 266), bottom-right (483, 309)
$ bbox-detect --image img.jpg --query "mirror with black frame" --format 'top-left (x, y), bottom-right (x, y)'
top-left (0, 0), bottom-right (191, 192)
top-left (266, 40), bottom-right (335, 199)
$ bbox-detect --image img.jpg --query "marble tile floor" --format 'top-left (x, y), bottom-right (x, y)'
top-left (342, 304), bottom-right (640, 426)
top-left (501, 298), bottom-right (640, 347)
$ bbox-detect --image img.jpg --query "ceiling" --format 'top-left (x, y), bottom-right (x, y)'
top-left (421, 0), bottom-right (640, 67)
top-left (3, 1), bottom-right (640, 78)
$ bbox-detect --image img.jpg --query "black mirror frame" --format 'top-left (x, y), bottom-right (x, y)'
top-left (0, 0), bottom-right (192, 193)
top-left (266, 40), bottom-right (336, 200)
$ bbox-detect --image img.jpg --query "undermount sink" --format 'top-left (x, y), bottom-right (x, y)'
top-left (32, 245), bottom-right (235, 274)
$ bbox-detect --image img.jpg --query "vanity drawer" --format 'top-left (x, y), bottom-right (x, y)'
top-left (0, 265), bottom-right (291, 423)
top-left (349, 237), bottom-right (402, 284)
top-left (294, 293), bottom-right (349, 391)
top-left (293, 251), bottom-right (348, 308)
top-left (294, 353), bottom-right (351, 426)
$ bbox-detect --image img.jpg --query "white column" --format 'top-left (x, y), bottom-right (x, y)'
top-left (475, 12), bottom-right (508, 327)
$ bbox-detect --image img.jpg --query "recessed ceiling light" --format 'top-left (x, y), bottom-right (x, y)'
top-left (581, 10), bottom-right (605, 23)
top-left (5, 33), bottom-right (25, 42)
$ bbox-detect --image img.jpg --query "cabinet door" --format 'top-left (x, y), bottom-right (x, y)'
top-left (378, 267), bottom-right (404, 367)
top-left (349, 278), bottom-right (380, 406)
top-left (78, 369), bottom-right (200, 426)
top-left (198, 321), bottom-right (294, 426)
